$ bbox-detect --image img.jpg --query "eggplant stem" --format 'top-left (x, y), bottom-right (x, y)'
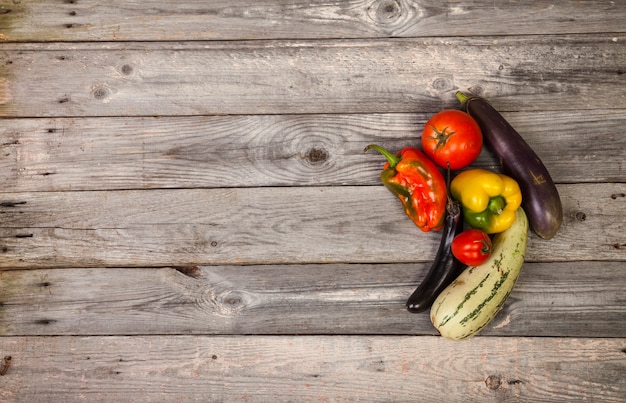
top-left (456, 91), bottom-right (470, 104)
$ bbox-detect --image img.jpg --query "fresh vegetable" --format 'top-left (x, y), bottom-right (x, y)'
top-left (451, 229), bottom-right (492, 266)
top-left (421, 109), bottom-right (483, 170)
top-left (365, 144), bottom-right (447, 232)
top-left (450, 168), bottom-right (522, 234)
top-left (406, 197), bottom-right (465, 313)
top-left (430, 207), bottom-right (529, 341)
top-left (456, 91), bottom-right (563, 240)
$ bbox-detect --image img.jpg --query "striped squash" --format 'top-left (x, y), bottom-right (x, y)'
top-left (430, 208), bottom-right (529, 340)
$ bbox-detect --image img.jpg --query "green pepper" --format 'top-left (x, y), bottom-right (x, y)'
top-left (365, 144), bottom-right (447, 232)
top-left (450, 168), bottom-right (522, 234)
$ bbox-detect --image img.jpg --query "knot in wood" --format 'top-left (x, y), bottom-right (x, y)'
top-left (174, 266), bottom-right (203, 279)
top-left (0, 356), bottom-right (11, 376)
top-left (215, 290), bottom-right (249, 315)
top-left (432, 77), bottom-right (453, 92)
top-left (120, 64), bottom-right (134, 75)
top-left (92, 86), bottom-right (110, 100)
top-left (305, 147), bottom-right (328, 165)
top-left (468, 85), bottom-right (485, 95)
top-left (223, 295), bottom-right (242, 306)
top-left (369, 0), bottom-right (403, 24)
top-left (485, 375), bottom-right (502, 390)
top-left (380, 0), bottom-right (401, 20)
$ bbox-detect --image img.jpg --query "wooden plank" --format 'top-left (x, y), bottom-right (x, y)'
top-left (0, 183), bottom-right (624, 268)
top-left (1, 110), bottom-right (624, 192)
top-left (1, 35), bottom-right (625, 117)
top-left (0, 1), bottom-right (622, 402)
top-left (1, 0), bottom-right (625, 42)
top-left (0, 262), bottom-right (624, 337)
top-left (0, 335), bottom-right (624, 402)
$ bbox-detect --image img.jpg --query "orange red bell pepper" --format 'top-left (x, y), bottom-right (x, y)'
top-left (365, 144), bottom-right (447, 232)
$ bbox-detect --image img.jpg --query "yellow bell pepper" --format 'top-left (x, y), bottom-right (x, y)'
top-left (450, 169), bottom-right (522, 234)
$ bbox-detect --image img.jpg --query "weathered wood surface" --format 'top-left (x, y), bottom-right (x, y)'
top-left (0, 336), bottom-right (624, 402)
top-left (1, 262), bottom-right (624, 337)
top-left (1, 34), bottom-right (625, 117)
top-left (1, 0), bottom-right (625, 401)
top-left (1, 110), bottom-right (624, 192)
top-left (0, 183), bottom-right (624, 268)
top-left (1, 0), bottom-right (625, 41)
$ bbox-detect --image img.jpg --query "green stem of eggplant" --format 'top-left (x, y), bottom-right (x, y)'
top-left (455, 91), bottom-right (470, 105)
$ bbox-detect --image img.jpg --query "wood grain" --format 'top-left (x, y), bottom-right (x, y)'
top-left (1, 35), bottom-right (625, 117)
top-left (1, 110), bottom-right (624, 192)
top-left (0, 335), bottom-right (624, 402)
top-left (0, 183), bottom-right (624, 268)
top-left (0, 262), bottom-right (624, 337)
top-left (1, 0), bottom-right (624, 42)
top-left (1, 1), bottom-right (625, 401)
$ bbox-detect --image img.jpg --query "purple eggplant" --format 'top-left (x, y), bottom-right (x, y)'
top-left (407, 198), bottom-right (465, 313)
top-left (456, 91), bottom-right (562, 239)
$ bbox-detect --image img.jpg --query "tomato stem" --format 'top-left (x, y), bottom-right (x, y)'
top-left (428, 125), bottom-right (456, 150)
top-left (474, 239), bottom-right (491, 255)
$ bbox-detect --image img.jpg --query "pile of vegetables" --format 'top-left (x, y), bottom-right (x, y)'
top-left (366, 91), bottom-right (563, 340)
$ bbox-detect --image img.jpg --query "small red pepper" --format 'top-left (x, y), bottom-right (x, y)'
top-left (365, 144), bottom-right (447, 231)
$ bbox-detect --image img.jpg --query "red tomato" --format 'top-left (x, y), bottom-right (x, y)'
top-left (421, 110), bottom-right (483, 170)
top-left (451, 229), bottom-right (492, 266)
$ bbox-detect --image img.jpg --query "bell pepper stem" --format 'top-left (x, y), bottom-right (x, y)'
top-left (364, 144), bottom-right (401, 168)
top-left (488, 196), bottom-right (507, 215)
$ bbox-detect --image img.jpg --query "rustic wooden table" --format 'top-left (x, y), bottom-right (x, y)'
top-left (1, 1), bottom-right (625, 401)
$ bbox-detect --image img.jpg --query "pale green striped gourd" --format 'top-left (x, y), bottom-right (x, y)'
top-left (430, 207), bottom-right (529, 341)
